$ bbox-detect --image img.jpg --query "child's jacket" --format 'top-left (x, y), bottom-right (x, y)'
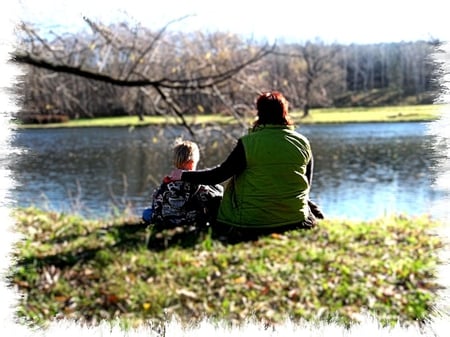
top-left (151, 176), bottom-right (223, 228)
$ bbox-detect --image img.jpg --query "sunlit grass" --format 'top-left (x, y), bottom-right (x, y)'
top-left (13, 104), bottom-right (446, 129)
top-left (295, 104), bottom-right (446, 124)
top-left (7, 207), bottom-right (445, 331)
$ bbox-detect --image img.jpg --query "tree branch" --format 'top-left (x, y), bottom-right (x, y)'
top-left (11, 43), bottom-right (275, 90)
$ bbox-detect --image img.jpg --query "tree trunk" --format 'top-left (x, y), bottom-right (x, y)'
top-left (303, 103), bottom-right (310, 117)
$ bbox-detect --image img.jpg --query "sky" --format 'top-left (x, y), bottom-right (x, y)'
top-left (9, 0), bottom-right (450, 45)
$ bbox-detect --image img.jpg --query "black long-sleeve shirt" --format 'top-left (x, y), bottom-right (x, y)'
top-left (182, 139), bottom-right (314, 187)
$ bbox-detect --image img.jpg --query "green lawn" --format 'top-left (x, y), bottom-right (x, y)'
top-left (13, 104), bottom-right (447, 129)
top-left (7, 207), bottom-right (445, 331)
top-left (296, 104), bottom-right (446, 123)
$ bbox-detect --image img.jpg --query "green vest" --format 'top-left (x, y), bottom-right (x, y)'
top-left (217, 125), bottom-right (312, 228)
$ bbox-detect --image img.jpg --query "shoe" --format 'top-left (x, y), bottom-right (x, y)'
top-left (308, 200), bottom-right (325, 219)
top-left (142, 208), bottom-right (153, 224)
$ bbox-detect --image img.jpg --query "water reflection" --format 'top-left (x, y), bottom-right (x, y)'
top-left (304, 123), bottom-right (443, 219)
top-left (8, 122), bottom-right (448, 221)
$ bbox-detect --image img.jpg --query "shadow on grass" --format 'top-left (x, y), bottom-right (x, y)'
top-left (15, 221), bottom-right (150, 269)
top-left (145, 224), bottom-right (213, 252)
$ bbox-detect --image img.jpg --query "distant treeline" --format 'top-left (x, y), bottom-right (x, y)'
top-left (12, 20), bottom-right (444, 123)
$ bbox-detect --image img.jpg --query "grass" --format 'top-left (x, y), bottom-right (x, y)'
top-left (13, 104), bottom-right (447, 129)
top-left (6, 207), bottom-right (445, 332)
top-left (297, 104), bottom-right (446, 124)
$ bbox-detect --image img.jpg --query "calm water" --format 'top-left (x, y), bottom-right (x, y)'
top-left (6, 122), bottom-right (450, 221)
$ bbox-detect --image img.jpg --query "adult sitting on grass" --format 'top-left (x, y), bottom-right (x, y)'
top-left (143, 139), bottom-right (224, 249)
top-left (170, 90), bottom-right (324, 244)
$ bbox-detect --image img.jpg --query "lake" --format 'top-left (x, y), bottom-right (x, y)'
top-left (5, 121), bottom-right (450, 222)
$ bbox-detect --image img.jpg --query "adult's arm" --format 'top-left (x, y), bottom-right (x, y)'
top-left (181, 139), bottom-right (246, 185)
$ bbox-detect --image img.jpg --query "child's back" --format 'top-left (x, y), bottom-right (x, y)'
top-left (143, 139), bottom-right (223, 230)
top-left (151, 175), bottom-right (223, 228)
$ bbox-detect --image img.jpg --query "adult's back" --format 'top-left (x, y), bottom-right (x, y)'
top-left (218, 125), bottom-right (312, 228)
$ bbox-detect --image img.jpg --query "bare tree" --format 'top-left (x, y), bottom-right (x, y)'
top-left (271, 41), bottom-right (344, 117)
top-left (11, 18), bottom-right (441, 128)
top-left (11, 17), bottom-right (275, 135)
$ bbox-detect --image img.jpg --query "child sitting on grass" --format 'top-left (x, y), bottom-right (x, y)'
top-left (142, 139), bottom-right (223, 248)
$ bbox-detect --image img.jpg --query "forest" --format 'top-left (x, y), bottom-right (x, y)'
top-left (10, 17), bottom-right (445, 124)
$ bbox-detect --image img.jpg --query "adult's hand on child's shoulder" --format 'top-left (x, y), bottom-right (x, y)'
top-left (170, 169), bottom-right (183, 181)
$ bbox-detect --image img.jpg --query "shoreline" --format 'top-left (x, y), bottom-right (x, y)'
top-left (10, 104), bottom-right (446, 129)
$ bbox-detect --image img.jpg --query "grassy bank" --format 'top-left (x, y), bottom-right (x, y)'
top-left (14, 104), bottom-right (446, 129)
top-left (7, 207), bottom-right (445, 331)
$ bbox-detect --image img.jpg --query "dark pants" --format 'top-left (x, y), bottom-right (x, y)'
top-left (211, 200), bottom-right (323, 244)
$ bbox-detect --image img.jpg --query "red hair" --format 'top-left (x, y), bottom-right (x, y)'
top-left (253, 91), bottom-right (293, 127)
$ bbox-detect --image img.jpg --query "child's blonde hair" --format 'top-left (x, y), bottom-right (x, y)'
top-left (173, 139), bottom-right (200, 169)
